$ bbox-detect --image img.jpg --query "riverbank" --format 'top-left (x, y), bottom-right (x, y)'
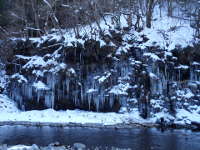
top-left (1, 94), bottom-right (200, 130)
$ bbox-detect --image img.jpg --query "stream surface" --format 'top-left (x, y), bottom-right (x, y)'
top-left (0, 125), bottom-right (200, 149)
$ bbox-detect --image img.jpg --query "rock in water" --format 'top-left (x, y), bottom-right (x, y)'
top-left (73, 143), bottom-right (86, 150)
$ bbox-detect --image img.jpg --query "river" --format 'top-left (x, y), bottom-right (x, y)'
top-left (0, 125), bottom-right (200, 149)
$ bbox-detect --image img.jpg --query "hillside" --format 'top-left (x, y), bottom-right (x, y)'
top-left (0, 0), bottom-right (200, 129)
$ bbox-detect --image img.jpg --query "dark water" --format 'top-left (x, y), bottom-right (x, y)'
top-left (0, 125), bottom-right (200, 150)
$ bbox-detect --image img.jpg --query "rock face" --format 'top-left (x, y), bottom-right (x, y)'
top-left (5, 28), bottom-right (200, 117)
top-left (7, 31), bottom-right (131, 112)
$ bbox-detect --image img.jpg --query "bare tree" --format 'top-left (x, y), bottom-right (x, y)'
top-left (146, 0), bottom-right (155, 28)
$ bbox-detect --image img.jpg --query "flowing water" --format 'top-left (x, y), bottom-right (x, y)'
top-left (0, 126), bottom-right (200, 150)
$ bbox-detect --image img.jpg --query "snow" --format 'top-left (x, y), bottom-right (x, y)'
top-left (135, 5), bottom-right (196, 51)
top-left (11, 73), bottom-right (28, 83)
top-left (68, 68), bottom-right (76, 74)
top-left (0, 69), bottom-right (6, 89)
top-left (192, 61), bottom-right (200, 66)
top-left (87, 89), bottom-right (98, 94)
top-left (116, 44), bottom-right (131, 55)
top-left (8, 145), bottom-right (32, 150)
top-left (23, 56), bottom-right (46, 69)
top-left (16, 55), bottom-right (32, 60)
top-left (0, 95), bottom-right (19, 113)
top-left (149, 72), bottom-right (158, 80)
top-left (175, 109), bottom-right (200, 125)
top-left (109, 83), bottom-right (131, 96)
top-left (176, 89), bottom-right (194, 99)
top-left (175, 65), bottom-right (189, 70)
top-left (33, 81), bottom-right (50, 91)
top-left (143, 53), bottom-right (161, 61)
top-left (0, 94), bottom-right (149, 126)
top-left (151, 111), bottom-right (175, 123)
top-left (98, 72), bottom-right (111, 83)
top-left (0, 94), bottom-right (200, 127)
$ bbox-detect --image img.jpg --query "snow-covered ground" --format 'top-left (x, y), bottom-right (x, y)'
top-left (0, 94), bottom-right (200, 127)
top-left (0, 94), bottom-right (148, 126)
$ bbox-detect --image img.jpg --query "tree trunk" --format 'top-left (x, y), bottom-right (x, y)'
top-left (146, 0), bottom-right (154, 28)
top-left (168, 0), bottom-right (173, 17)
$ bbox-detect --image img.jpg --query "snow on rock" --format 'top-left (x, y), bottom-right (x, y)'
top-left (175, 65), bottom-right (189, 70)
top-left (23, 56), bottom-right (46, 69)
top-left (115, 44), bottom-right (131, 55)
top-left (11, 73), bottom-right (27, 83)
top-left (87, 89), bottom-right (98, 94)
top-left (176, 89), bottom-right (194, 99)
top-left (8, 145), bottom-right (32, 150)
top-left (143, 53), bottom-right (161, 61)
top-left (151, 111), bottom-right (175, 123)
top-left (33, 81), bottom-right (50, 91)
top-left (98, 72), bottom-right (111, 83)
top-left (109, 83), bottom-right (131, 96)
top-left (175, 109), bottom-right (200, 125)
top-left (0, 69), bottom-right (6, 89)
top-left (15, 55), bottom-right (32, 60)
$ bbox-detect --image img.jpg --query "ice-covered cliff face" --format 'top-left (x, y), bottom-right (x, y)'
top-left (5, 27), bottom-right (200, 116)
top-left (7, 32), bottom-right (135, 112)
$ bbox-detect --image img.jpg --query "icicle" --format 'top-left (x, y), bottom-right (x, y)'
top-left (178, 70), bottom-right (181, 81)
top-left (95, 95), bottom-right (100, 112)
top-left (62, 81), bottom-right (65, 98)
top-left (100, 91), bottom-right (105, 108)
top-left (109, 94), bottom-right (114, 108)
top-left (37, 90), bottom-right (41, 103)
top-left (45, 92), bottom-right (50, 108)
top-left (80, 83), bottom-right (84, 103)
top-left (65, 79), bottom-right (70, 94)
top-left (51, 91), bottom-right (55, 109)
top-left (88, 94), bottom-right (92, 110)
top-left (27, 84), bottom-right (33, 100)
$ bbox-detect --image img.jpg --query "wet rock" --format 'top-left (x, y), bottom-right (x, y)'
top-left (49, 142), bottom-right (61, 147)
top-left (31, 144), bottom-right (40, 150)
top-left (73, 143), bottom-right (86, 150)
top-left (191, 121), bottom-right (200, 131)
top-left (0, 86), bottom-right (4, 94)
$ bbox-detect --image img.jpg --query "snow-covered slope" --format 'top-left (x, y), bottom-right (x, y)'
top-left (135, 5), bottom-right (198, 51)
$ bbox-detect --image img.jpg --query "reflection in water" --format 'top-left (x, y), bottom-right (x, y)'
top-left (0, 126), bottom-right (200, 150)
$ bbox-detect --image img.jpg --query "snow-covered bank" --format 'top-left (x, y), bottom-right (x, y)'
top-left (0, 95), bottom-right (153, 128)
top-left (1, 94), bottom-right (200, 129)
